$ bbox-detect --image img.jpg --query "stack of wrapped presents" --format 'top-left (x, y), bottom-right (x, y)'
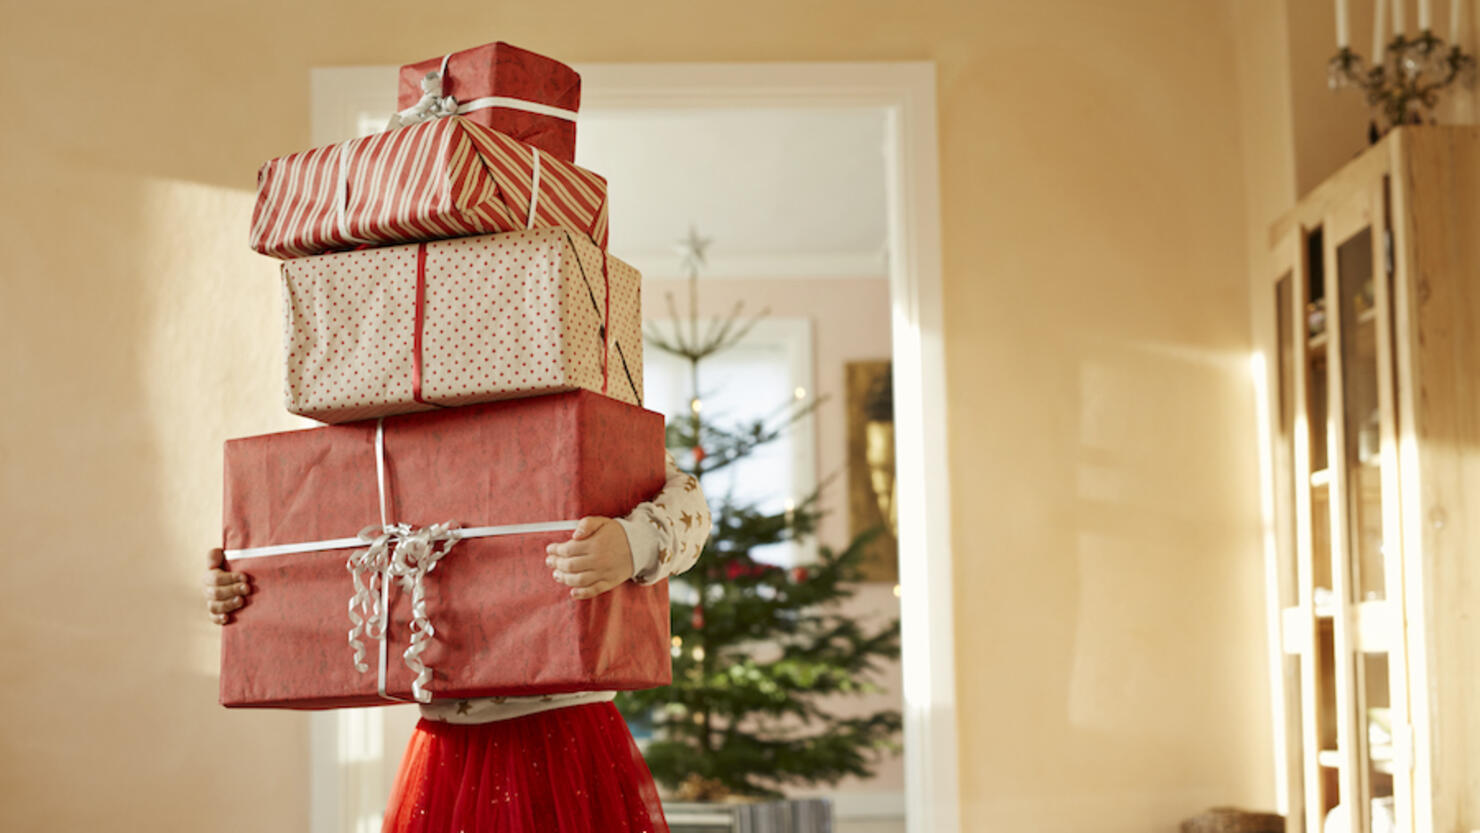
top-left (219, 42), bottom-right (670, 709)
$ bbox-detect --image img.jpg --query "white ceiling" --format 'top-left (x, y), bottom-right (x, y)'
top-left (575, 107), bottom-right (890, 279)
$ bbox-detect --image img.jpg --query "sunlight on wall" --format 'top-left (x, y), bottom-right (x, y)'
top-left (135, 175), bottom-right (309, 677)
top-left (339, 709), bottom-right (384, 763)
top-left (1066, 339), bottom-right (1261, 766)
top-left (1249, 351), bottom-right (1292, 814)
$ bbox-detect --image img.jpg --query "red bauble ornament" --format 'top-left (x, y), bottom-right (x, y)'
top-left (725, 561), bottom-right (747, 580)
top-left (791, 566), bottom-right (809, 583)
top-left (691, 605), bottom-right (705, 629)
top-left (692, 444), bottom-right (707, 463)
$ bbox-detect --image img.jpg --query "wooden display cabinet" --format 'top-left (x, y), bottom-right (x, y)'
top-left (1259, 127), bottom-right (1480, 833)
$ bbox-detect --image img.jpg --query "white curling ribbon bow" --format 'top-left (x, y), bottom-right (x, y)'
top-left (346, 523), bottom-right (398, 675)
top-left (345, 521), bottom-right (461, 703)
top-left (387, 55), bottom-right (460, 130)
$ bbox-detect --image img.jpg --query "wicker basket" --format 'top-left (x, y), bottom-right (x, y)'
top-left (1180, 807), bottom-right (1286, 833)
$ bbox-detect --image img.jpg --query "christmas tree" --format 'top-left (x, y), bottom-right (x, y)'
top-left (615, 229), bottom-right (902, 800)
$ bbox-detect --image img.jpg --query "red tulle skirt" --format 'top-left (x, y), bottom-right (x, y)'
top-left (381, 702), bottom-right (670, 833)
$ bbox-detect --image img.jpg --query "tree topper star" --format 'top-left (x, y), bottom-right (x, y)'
top-left (674, 226), bottom-right (713, 275)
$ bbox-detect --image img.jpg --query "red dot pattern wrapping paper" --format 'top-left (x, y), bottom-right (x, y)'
top-left (397, 41), bottom-right (581, 165)
top-left (218, 391), bottom-right (669, 710)
top-left (281, 228), bottom-right (642, 424)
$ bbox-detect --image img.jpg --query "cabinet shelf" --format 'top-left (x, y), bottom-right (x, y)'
top-left (1316, 748), bottom-right (1396, 776)
top-left (1279, 600), bottom-right (1396, 655)
top-left (1308, 460), bottom-right (1382, 490)
top-left (1305, 308), bottom-right (1374, 351)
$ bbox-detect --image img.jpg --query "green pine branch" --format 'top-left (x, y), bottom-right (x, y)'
top-left (616, 243), bottom-right (901, 799)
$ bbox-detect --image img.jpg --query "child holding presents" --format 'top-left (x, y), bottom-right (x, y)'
top-left (204, 450), bottom-right (711, 833)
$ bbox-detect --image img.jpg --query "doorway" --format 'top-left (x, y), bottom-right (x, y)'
top-left (307, 60), bottom-right (956, 833)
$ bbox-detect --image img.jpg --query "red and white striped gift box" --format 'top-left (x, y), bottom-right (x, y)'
top-left (249, 116), bottom-right (609, 260)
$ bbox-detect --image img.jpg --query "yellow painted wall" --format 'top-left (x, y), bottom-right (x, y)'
top-left (0, 2), bottom-right (1277, 832)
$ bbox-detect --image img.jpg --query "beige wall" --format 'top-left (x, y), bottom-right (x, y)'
top-left (0, 2), bottom-right (1283, 832)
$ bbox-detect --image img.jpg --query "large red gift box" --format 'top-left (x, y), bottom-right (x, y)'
top-left (281, 229), bottom-right (644, 424)
top-left (249, 116), bottom-right (609, 260)
top-left (397, 42), bottom-right (581, 164)
top-left (219, 391), bottom-right (670, 709)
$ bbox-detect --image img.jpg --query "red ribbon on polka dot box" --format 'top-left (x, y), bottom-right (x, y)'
top-left (281, 228), bottom-right (643, 424)
top-left (250, 115), bottom-right (609, 260)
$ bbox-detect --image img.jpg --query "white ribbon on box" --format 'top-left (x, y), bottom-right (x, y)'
top-left (387, 53), bottom-right (579, 131)
top-left (223, 418), bottom-right (579, 703)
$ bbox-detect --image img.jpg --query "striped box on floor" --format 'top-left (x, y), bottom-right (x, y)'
top-left (664, 799), bottom-right (833, 833)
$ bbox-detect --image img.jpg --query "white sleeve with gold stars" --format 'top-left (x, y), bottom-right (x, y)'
top-left (616, 450), bottom-right (712, 585)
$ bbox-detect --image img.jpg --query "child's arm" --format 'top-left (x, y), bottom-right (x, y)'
top-left (616, 450), bottom-right (711, 584)
top-left (546, 451), bottom-right (711, 599)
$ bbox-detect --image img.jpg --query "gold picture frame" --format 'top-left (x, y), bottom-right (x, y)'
top-left (845, 360), bottom-right (898, 583)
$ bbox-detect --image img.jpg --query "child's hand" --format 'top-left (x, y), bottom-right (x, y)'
top-left (545, 517), bottom-right (633, 600)
top-left (203, 547), bottom-right (251, 625)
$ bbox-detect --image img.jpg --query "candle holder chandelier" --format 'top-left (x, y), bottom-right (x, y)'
top-left (1329, 33), bottom-right (1475, 132)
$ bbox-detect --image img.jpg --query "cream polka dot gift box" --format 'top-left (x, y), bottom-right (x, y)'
top-left (280, 227), bottom-right (642, 424)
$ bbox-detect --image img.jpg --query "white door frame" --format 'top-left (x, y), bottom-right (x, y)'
top-left (310, 61), bottom-right (958, 833)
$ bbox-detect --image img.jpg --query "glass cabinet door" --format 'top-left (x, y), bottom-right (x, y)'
top-left (1293, 224), bottom-right (1340, 833)
top-left (1273, 271), bottom-right (1308, 830)
top-left (1322, 181), bottom-right (1408, 833)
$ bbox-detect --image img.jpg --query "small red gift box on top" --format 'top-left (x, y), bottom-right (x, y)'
top-left (397, 42), bottom-right (581, 164)
top-left (218, 391), bottom-right (670, 709)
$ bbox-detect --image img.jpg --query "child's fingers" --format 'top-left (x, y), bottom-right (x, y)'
top-left (551, 568), bottom-right (600, 589)
top-left (570, 516), bottom-right (607, 540)
top-left (205, 569), bottom-right (243, 588)
top-left (206, 547), bottom-right (226, 570)
top-left (204, 584), bottom-right (245, 602)
top-left (545, 537), bottom-right (594, 559)
top-left (545, 553), bottom-right (599, 574)
top-left (212, 613), bottom-right (230, 626)
top-left (570, 579), bottom-right (620, 600)
top-left (208, 597), bottom-right (246, 615)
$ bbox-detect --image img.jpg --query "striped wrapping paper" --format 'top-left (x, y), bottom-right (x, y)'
top-left (249, 116), bottom-right (609, 260)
